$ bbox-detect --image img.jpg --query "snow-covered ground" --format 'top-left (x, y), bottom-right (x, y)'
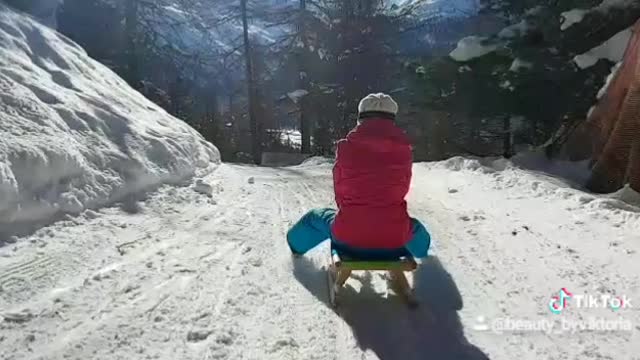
top-left (0, 5), bottom-right (219, 236)
top-left (1, 157), bottom-right (639, 360)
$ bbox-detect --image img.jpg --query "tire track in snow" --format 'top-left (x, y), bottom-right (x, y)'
top-left (0, 256), bottom-right (56, 290)
top-left (284, 176), bottom-right (355, 360)
top-left (17, 168), bottom-right (255, 359)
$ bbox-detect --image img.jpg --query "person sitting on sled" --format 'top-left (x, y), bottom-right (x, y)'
top-left (287, 93), bottom-right (431, 260)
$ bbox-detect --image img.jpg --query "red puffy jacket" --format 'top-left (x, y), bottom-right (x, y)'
top-left (331, 118), bottom-right (413, 249)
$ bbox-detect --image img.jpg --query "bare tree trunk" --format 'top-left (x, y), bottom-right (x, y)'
top-left (240, 0), bottom-right (261, 164)
top-left (298, 0), bottom-right (311, 154)
top-left (124, 0), bottom-right (139, 87)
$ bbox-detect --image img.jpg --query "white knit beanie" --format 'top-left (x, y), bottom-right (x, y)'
top-left (358, 93), bottom-right (399, 116)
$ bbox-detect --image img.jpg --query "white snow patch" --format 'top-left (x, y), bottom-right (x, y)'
top-left (509, 58), bottom-right (533, 72)
top-left (437, 151), bottom-right (593, 189)
top-left (525, 6), bottom-right (543, 16)
top-left (500, 80), bottom-right (515, 91)
top-left (0, 5), bottom-right (219, 231)
top-left (574, 28), bottom-right (632, 69)
top-left (498, 20), bottom-right (529, 39)
top-left (287, 89), bottom-right (309, 104)
top-left (608, 184), bottom-right (640, 207)
top-left (560, 9), bottom-right (588, 31)
top-left (449, 36), bottom-right (498, 62)
top-left (296, 156), bottom-right (334, 168)
top-left (439, 157), bottom-right (497, 174)
top-left (597, 62), bottom-right (623, 100)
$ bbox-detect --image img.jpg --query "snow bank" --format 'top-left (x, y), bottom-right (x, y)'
top-left (560, 9), bottom-right (588, 31)
top-left (426, 154), bottom-right (640, 213)
top-left (449, 36), bottom-right (498, 62)
top-left (435, 151), bottom-right (592, 188)
top-left (574, 28), bottom-right (632, 69)
top-left (0, 5), bottom-right (219, 232)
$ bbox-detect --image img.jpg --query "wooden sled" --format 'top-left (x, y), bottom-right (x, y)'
top-left (327, 246), bottom-right (418, 308)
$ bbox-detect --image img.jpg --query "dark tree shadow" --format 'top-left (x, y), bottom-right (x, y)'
top-left (293, 255), bottom-right (490, 360)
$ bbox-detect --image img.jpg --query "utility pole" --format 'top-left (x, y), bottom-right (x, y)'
top-left (240, 0), bottom-right (261, 164)
top-left (298, 0), bottom-right (311, 154)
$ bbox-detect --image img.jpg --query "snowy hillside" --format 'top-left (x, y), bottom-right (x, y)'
top-left (0, 5), bottom-right (219, 235)
top-left (0, 158), bottom-right (638, 359)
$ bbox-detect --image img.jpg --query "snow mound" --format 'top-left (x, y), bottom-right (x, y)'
top-left (296, 156), bottom-right (334, 168)
top-left (608, 184), bottom-right (640, 208)
top-left (426, 153), bottom-right (640, 213)
top-left (574, 28), bottom-right (632, 69)
top-left (449, 36), bottom-right (498, 62)
top-left (438, 156), bottom-right (496, 174)
top-left (507, 151), bottom-right (592, 187)
top-left (0, 5), bottom-right (219, 233)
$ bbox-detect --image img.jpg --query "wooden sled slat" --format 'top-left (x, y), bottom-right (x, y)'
top-left (331, 249), bottom-right (417, 272)
top-left (336, 260), bottom-right (417, 271)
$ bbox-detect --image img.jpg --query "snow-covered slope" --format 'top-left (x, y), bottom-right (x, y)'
top-left (2, 0), bottom-right (61, 28)
top-left (0, 158), bottom-right (638, 359)
top-left (0, 5), bottom-right (219, 234)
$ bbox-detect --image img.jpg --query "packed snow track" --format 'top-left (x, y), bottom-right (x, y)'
top-left (1, 160), bottom-right (639, 360)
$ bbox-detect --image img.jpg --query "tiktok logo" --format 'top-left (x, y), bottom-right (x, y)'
top-left (549, 288), bottom-right (573, 314)
top-left (548, 288), bottom-right (632, 314)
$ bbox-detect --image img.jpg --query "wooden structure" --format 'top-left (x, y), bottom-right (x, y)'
top-left (586, 21), bottom-right (640, 193)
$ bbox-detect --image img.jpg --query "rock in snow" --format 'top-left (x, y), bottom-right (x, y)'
top-left (0, 5), bottom-right (220, 231)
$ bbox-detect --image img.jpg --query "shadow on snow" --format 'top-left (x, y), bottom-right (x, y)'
top-left (293, 255), bottom-right (490, 360)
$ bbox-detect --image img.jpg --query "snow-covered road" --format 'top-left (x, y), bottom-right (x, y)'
top-left (1, 160), bottom-right (639, 360)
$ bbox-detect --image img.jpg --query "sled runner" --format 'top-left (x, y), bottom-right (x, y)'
top-left (327, 245), bottom-right (418, 308)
